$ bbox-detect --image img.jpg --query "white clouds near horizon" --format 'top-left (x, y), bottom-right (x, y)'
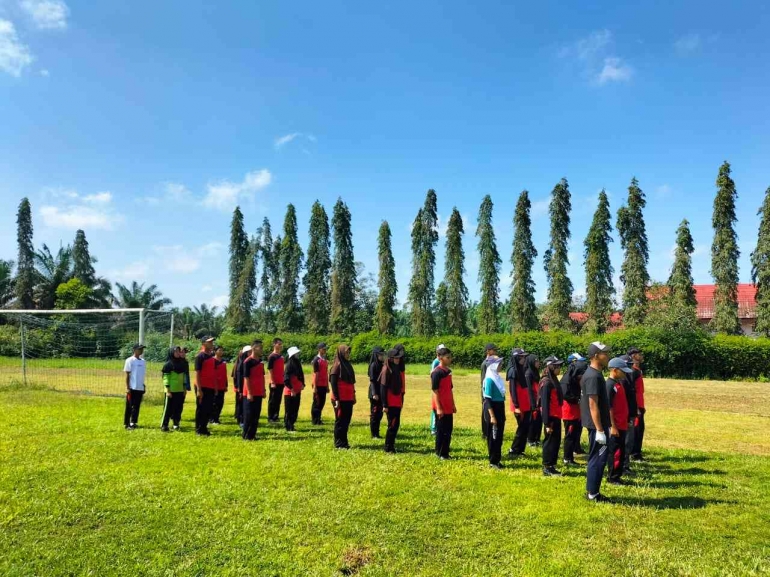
top-left (202, 169), bottom-right (272, 211)
top-left (0, 19), bottom-right (33, 76)
top-left (19, 0), bottom-right (69, 30)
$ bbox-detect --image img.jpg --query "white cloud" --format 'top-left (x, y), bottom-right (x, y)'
top-left (674, 33), bottom-right (701, 55)
top-left (39, 188), bottom-right (120, 230)
top-left (275, 133), bottom-right (301, 149)
top-left (201, 285), bottom-right (213, 293)
top-left (202, 169), bottom-right (272, 211)
top-left (164, 182), bottom-right (192, 202)
top-left (0, 19), bottom-right (34, 77)
top-left (210, 294), bottom-right (228, 308)
top-left (112, 261), bottom-right (150, 282)
top-left (274, 132), bottom-right (317, 150)
top-left (83, 191), bottom-right (112, 204)
top-left (40, 68), bottom-right (49, 76)
top-left (197, 242), bottom-right (224, 257)
top-left (20, 0), bottom-right (69, 30)
top-left (152, 245), bottom-right (201, 274)
top-left (597, 57), bottom-right (633, 84)
top-left (40, 205), bottom-right (116, 230)
top-left (561, 29), bottom-right (633, 86)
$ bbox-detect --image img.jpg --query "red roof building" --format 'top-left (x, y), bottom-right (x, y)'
top-left (694, 284), bottom-right (757, 334)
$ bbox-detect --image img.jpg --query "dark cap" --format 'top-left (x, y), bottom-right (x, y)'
top-left (132, 343), bottom-right (145, 351)
top-left (627, 347), bottom-right (642, 356)
top-left (387, 347), bottom-right (404, 358)
top-left (201, 336), bottom-right (215, 344)
top-left (587, 341), bottom-right (611, 358)
top-left (543, 355), bottom-right (564, 367)
top-left (485, 343), bottom-right (497, 352)
top-left (511, 347), bottom-right (527, 357)
top-left (317, 342), bottom-right (327, 350)
top-left (608, 357), bottom-right (633, 373)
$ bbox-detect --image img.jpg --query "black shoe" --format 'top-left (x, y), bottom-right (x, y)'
top-left (607, 478), bottom-right (626, 486)
top-left (172, 425), bottom-right (180, 431)
top-left (439, 455), bottom-right (451, 461)
top-left (508, 450), bottom-right (523, 457)
top-left (161, 426), bottom-right (170, 432)
top-left (622, 467), bottom-right (635, 476)
top-left (574, 447), bottom-right (586, 455)
top-left (489, 463), bottom-right (504, 470)
top-left (563, 459), bottom-right (581, 467)
top-left (543, 467), bottom-right (562, 477)
top-left (196, 430), bottom-right (211, 437)
top-left (586, 493), bottom-right (612, 503)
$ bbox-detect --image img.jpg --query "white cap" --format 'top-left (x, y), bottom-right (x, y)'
top-left (287, 346), bottom-right (300, 359)
top-left (241, 345), bottom-right (252, 353)
top-left (436, 343), bottom-right (446, 352)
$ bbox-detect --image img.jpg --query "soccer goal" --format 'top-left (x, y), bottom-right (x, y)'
top-left (0, 309), bottom-right (174, 399)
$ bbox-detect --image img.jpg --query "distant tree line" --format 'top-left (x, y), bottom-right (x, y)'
top-left (5, 161), bottom-right (770, 338)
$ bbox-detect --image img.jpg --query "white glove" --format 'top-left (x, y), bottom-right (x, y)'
top-left (595, 431), bottom-right (607, 445)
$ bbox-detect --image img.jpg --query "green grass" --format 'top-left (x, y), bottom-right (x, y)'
top-left (1, 374), bottom-right (769, 576)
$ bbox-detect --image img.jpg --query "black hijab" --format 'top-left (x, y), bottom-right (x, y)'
top-left (379, 348), bottom-right (403, 394)
top-left (560, 360), bottom-right (587, 400)
top-left (394, 343), bottom-right (406, 372)
top-left (330, 344), bottom-right (356, 384)
top-left (506, 350), bottom-right (526, 385)
top-left (285, 353), bottom-right (305, 384)
top-left (525, 354), bottom-right (540, 382)
top-left (368, 346), bottom-right (385, 382)
top-left (162, 347), bottom-right (185, 374)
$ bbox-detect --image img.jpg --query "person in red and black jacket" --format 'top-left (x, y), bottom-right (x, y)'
top-left (241, 340), bottom-right (265, 441)
top-left (507, 348), bottom-right (532, 456)
top-left (432, 346), bottom-right (456, 460)
top-left (540, 356), bottom-right (565, 476)
top-left (283, 347), bottom-right (304, 432)
top-left (266, 338), bottom-right (284, 423)
top-left (330, 344), bottom-right (356, 449)
top-left (379, 347), bottom-right (405, 453)
top-left (368, 346), bottom-right (385, 439)
top-left (619, 353), bottom-right (638, 474)
top-left (310, 343), bottom-right (329, 426)
top-left (232, 345), bottom-right (251, 428)
top-left (210, 346), bottom-right (228, 425)
top-left (627, 347), bottom-right (647, 462)
top-left (560, 354), bottom-right (588, 466)
top-left (606, 357), bottom-right (633, 484)
top-left (194, 336), bottom-right (217, 436)
top-left (525, 354), bottom-right (543, 447)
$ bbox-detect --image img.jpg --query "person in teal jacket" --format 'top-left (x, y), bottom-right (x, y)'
top-left (161, 346), bottom-right (187, 432)
top-left (429, 344), bottom-right (445, 435)
top-left (483, 356), bottom-right (507, 469)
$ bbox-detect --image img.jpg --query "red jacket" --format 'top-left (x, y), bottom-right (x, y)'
top-left (214, 360), bottom-right (228, 391)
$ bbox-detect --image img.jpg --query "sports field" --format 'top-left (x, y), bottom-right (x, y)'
top-left (1, 366), bottom-right (769, 576)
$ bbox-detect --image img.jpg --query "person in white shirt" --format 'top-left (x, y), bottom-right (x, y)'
top-left (124, 343), bottom-right (147, 429)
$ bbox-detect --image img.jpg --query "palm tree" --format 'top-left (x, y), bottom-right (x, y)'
top-left (34, 244), bottom-right (74, 309)
top-left (113, 281), bottom-right (171, 310)
top-left (0, 259), bottom-right (15, 308)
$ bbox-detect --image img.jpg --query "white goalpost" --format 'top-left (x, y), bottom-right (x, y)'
top-left (0, 308), bottom-right (175, 399)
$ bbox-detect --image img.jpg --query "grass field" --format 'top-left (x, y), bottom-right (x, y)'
top-left (1, 364), bottom-right (769, 576)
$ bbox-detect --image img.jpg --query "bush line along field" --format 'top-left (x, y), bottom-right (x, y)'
top-left (1, 375), bottom-right (769, 576)
top-left (6, 326), bottom-right (770, 379)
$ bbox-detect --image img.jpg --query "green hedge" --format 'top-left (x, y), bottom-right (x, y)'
top-left (3, 325), bottom-right (770, 380)
top-left (210, 329), bottom-right (770, 381)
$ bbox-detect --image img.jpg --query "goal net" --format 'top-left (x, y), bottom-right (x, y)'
top-left (0, 309), bottom-right (174, 400)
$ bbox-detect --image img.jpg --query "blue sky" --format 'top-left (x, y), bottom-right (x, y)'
top-left (1, 1), bottom-right (769, 310)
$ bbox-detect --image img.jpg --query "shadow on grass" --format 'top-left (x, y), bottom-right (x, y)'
top-left (650, 465), bottom-right (728, 476)
top-left (612, 495), bottom-right (734, 510)
top-left (643, 479), bottom-right (727, 490)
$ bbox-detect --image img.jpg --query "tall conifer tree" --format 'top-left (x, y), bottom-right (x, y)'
top-left (543, 179), bottom-right (573, 331)
top-left (278, 204), bottom-right (303, 332)
top-left (443, 208), bottom-right (468, 335)
top-left (15, 198), bottom-right (35, 309)
top-left (375, 221), bottom-right (397, 334)
top-left (303, 201), bottom-right (332, 333)
top-left (330, 198), bottom-right (357, 334)
top-left (257, 218), bottom-right (277, 332)
top-left (476, 195), bottom-right (501, 334)
top-left (751, 187), bottom-right (770, 335)
top-left (511, 190), bottom-right (539, 332)
top-left (408, 190), bottom-right (439, 336)
top-left (710, 161), bottom-right (741, 334)
top-left (668, 219), bottom-right (697, 308)
top-left (583, 190), bottom-right (614, 334)
top-left (227, 206), bottom-right (249, 327)
top-left (617, 177), bottom-right (650, 327)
